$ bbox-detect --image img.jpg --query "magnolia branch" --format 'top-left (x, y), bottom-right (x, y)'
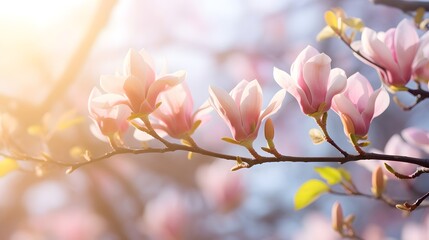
top-left (4, 140), bottom-right (429, 169)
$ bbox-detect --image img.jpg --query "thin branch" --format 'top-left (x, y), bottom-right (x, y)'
top-left (396, 191), bottom-right (429, 211)
top-left (370, 0), bottom-right (429, 12)
top-left (329, 189), bottom-right (397, 208)
top-left (315, 114), bottom-right (349, 157)
top-left (385, 163), bottom-right (429, 179)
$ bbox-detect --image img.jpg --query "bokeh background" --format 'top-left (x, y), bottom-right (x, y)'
top-left (0, 0), bottom-right (429, 239)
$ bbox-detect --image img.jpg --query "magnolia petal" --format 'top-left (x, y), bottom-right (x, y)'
top-left (88, 88), bottom-right (102, 115)
top-left (146, 72), bottom-right (184, 107)
top-left (209, 86), bottom-right (244, 140)
top-left (239, 80), bottom-right (263, 133)
top-left (361, 88), bottom-right (382, 129)
top-left (361, 28), bottom-right (397, 73)
top-left (260, 89), bottom-right (286, 121)
top-left (124, 76), bottom-right (146, 112)
top-left (124, 49), bottom-right (155, 86)
top-left (91, 93), bottom-right (128, 109)
top-left (325, 68), bottom-right (347, 108)
top-left (273, 67), bottom-right (292, 89)
top-left (138, 49), bottom-right (156, 71)
top-left (290, 46), bottom-right (319, 89)
top-left (344, 73), bottom-right (373, 109)
top-left (395, 19), bottom-right (419, 82)
top-left (303, 53), bottom-right (331, 107)
top-left (100, 75), bottom-right (127, 94)
top-left (289, 83), bottom-right (314, 114)
top-left (230, 80), bottom-right (249, 106)
top-left (332, 94), bottom-right (366, 135)
top-left (372, 88), bottom-right (390, 117)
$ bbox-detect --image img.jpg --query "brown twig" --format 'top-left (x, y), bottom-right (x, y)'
top-left (315, 113), bottom-right (349, 157)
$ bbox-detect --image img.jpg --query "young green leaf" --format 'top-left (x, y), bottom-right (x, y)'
top-left (314, 166), bottom-right (343, 185)
top-left (294, 179), bottom-right (329, 210)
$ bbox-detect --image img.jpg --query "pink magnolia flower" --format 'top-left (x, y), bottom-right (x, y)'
top-left (412, 32), bottom-right (429, 83)
top-left (355, 19), bottom-right (419, 88)
top-left (402, 127), bottom-right (429, 154)
top-left (332, 73), bottom-right (390, 138)
top-left (196, 160), bottom-right (245, 213)
top-left (150, 83), bottom-right (211, 139)
top-left (209, 79), bottom-right (285, 145)
top-left (88, 88), bottom-right (130, 139)
top-left (274, 45), bottom-right (347, 117)
top-left (98, 49), bottom-right (185, 115)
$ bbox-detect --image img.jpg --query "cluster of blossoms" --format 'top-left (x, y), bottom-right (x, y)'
top-left (87, 18), bottom-right (429, 154)
top-left (354, 19), bottom-right (429, 90)
top-left (88, 46), bottom-right (390, 150)
top-left (88, 49), bottom-right (207, 144)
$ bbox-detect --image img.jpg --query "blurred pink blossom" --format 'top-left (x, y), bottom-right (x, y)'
top-left (14, 208), bottom-right (106, 240)
top-left (274, 45), bottom-right (347, 117)
top-left (196, 160), bottom-right (245, 213)
top-left (141, 191), bottom-right (189, 240)
top-left (401, 214), bottom-right (429, 240)
top-left (209, 79), bottom-right (285, 145)
top-left (291, 213), bottom-right (340, 240)
top-left (150, 82), bottom-right (211, 139)
top-left (88, 87), bottom-right (130, 139)
top-left (402, 127), bottom-right (429, 154)
top-left (332, 73), bottom-right (390, 138)
top-left (358, 133), bottom-right (421, 177)
top-left (354, 19), bottom-right (419, 88)
top-left (96, 49), bottom-right (185, 115)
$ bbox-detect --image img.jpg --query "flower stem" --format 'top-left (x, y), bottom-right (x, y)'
top-left (314, 113), bottom-right (349, 157)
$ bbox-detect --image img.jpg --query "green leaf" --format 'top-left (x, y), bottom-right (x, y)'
top-left (343, 17), bottom-right (364, 30)
top-left (384, 163), bottom-right (395, 174)
top-left (0, 158), bottom-right (19, 176)
top-left (314, 166), bottom-right (343, 185)
top-left (316, 26), bottom-right (336, 41)
top-left (325, 11), bottom-right (339, 32)
top-left (294, 179), bottom-right (329, 210)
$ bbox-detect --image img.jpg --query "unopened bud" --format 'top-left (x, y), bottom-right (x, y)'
top-left (309, 128), bottom-right (325, 144)
top-left (264, 118), bottom-right (275, 142)
top-left (371, 165), bottom-right (385, 198)
top-left (331, 202), bottom-right (343, 233)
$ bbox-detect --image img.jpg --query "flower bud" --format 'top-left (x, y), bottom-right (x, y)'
top-left (371, 165), bottom-right (385, 198)
top-left (331, 202), bottom-right (343, 233)
top-left (309, 128), bottom-right (325, 145)
top-left (264, 118), bottom-right (275, 141)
